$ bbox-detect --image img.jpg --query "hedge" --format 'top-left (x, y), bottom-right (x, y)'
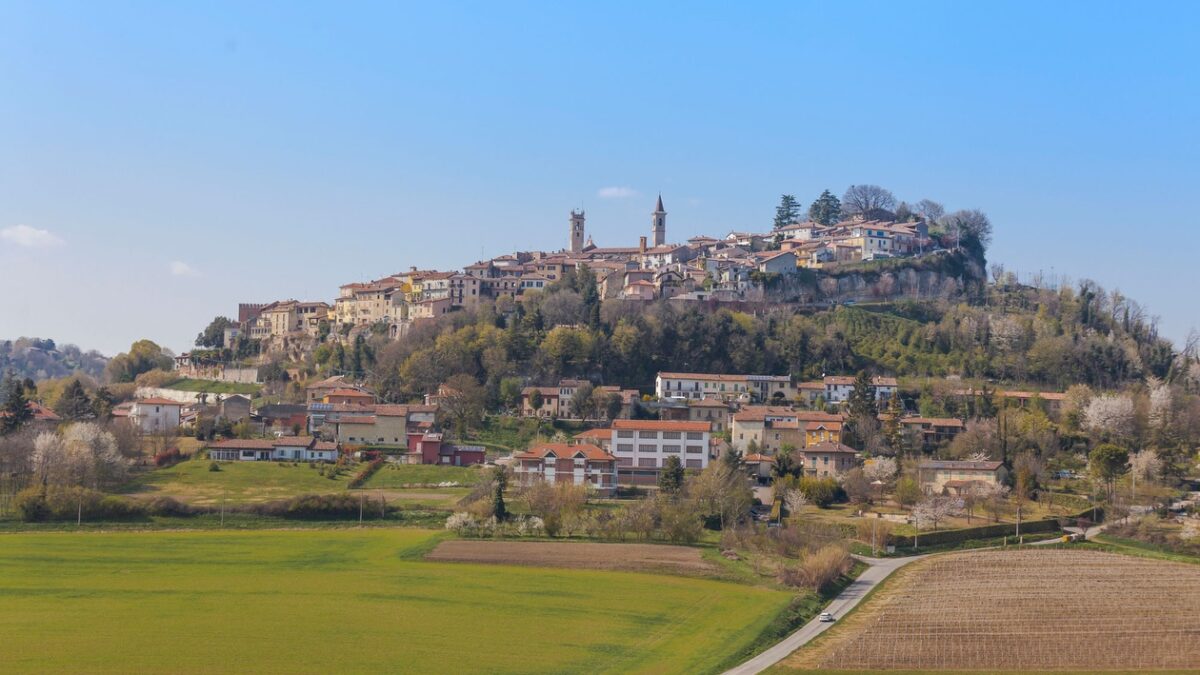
top-left (891, 517), bottom-right (1062, 549)
top-left (348, 457), bottom-right (386, 489)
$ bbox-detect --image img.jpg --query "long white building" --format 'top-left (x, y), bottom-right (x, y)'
top-left (609, 419), bottom-right (712, 485)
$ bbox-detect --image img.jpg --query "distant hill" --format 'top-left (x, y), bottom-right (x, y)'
top-left (0, 337), bottom-right (109, 383)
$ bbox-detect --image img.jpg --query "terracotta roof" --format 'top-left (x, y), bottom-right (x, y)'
top-left (136, 397), bottom-right (183, 406)
top-left (313, 442), bottom-right (339, 451)
top-left (801, 441), bottom-right (858, 455)
top-left (902, 417), bottom-right (964, 428)
top-left (743, 453), bottom-right (773, 462)
top-left (515, 443), bottom-right (615, 462)
top-left (688, 398), bottom-right (730, 409)
top-left (573, 428), bottom-right (611, 440)
top-left (611, 420), bottom-right (710, 432)
top-left (522, 386), bottom-right (559, 397)
top-left (207, 439), bottom-right (276, 450)
top-left (337, 416), bottom-right (376, 425)
top-left (324, 388), bottom-right (373, 398)
top-left (805, 421), bottom-right (843, 431)
top-left (374, 404), bottom-right (412, 417)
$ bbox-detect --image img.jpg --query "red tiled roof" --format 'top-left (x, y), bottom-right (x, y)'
top-left (801, 441), bottom-right (858, 455)
top-left (516, 443), bottom-right (615, 462)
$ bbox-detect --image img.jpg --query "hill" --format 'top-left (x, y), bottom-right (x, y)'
top-left (0, 338), bottom-right (108, 383)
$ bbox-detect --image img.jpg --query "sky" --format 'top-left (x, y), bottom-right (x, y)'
top-left (1, 1), bottom-right (1197, 356)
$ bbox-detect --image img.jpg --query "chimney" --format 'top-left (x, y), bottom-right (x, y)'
top-left (639, 236), bottom-right (647, 254)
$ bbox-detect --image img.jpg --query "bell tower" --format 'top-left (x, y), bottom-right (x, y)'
top-left (651, 195), bottom-right (666, 247)
top-left (569, 209), bottom-right (586, 253)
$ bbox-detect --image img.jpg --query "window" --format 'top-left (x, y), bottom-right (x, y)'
top-left (686, 432), bottom-right (703, 440)
top-left (663, 445), bottom-right (680, 453)
top-left (638, 431), bottom-right (657, 439)
top-left (686, 445), bottom-right (703, 454)
top-left (616, 443), bottom-right (633, 453)
top-left (638, 444), bottom-right (656, 453)
top-left (662, 431), bottom-right (681, 439)
top-left (617, 430), bottom-right (634, 438)
top-left (637, 457), bottom-right (657, 468)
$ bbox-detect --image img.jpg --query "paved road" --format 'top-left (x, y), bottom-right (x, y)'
top-left (721, 553), bottom-right (924, 675)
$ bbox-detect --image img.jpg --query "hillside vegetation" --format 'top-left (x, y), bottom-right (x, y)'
top-left (0, 338), bottom-right (108, 382)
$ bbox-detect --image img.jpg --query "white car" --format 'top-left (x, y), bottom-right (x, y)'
top-left (818, 612), bottom-right (835, 623)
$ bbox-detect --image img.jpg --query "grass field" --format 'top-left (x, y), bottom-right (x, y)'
top-left (165, 378), bottom-right (262, 395)
top-left (364, 463), bottom-right (483, 487)
top-left (123, 459), bottom-right (359, 505)
top-left (0, 529), bottom-right (793, 674)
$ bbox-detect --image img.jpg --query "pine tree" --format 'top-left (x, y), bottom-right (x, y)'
top-left (808, 189), bottom-right (842, 226)
top-left (0, 371), bottom-right (33, 435)
top-left (491, 466), bottom-right (508, 521)
top-left (773, 194), bottom-right (802, 229)
top-left (54, 378), bottom-right (93, 421)
top-left (658, 455), bottom-right (684, 494)
top-left (848, 371), bottom-right (878, 420)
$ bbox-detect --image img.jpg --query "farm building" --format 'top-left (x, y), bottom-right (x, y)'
top-left (918, 459), bottom-right (1004, 495)
top-left (404, 432), bottom-right (487, 466)
top-left (207, 438), bottom-right (340, 462)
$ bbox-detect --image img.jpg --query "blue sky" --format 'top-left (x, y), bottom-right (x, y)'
top-left (1, 1), bottom-right (1197, 356)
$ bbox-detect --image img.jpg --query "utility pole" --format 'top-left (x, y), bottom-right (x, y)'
top-left (220, 487), bottom-right (226, 527)
top-left (358, 490), bottom-right (364, 524)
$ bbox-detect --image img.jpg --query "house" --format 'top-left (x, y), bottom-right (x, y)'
top-left (823, 375), bottom-right (898, 403)
top-left (688, 398), bottom-right (733, 432)
top-left (405, 432), bottom-right (487, 466)
top-left (655, 372), bottom-right (795, 403)
top-left (610, 419), bottom-right (712, 484)
top-left (306, 376), bottom-right (370, 404)
top-left (805, 420), bottom-right (843, 446)
top-left (797, 381), bottom-right (826, 405)
top-left (898, 417), bottom-right (964, 448)
top-left (217, 395), bottom-right (251, 423)
top-left (207, 437), bottom-right (340, 462)
top-left (571, 428), bottom-right (613, 452)
top-left (621, 280), bottom-right (657, 300)
top-left (512, 443), bottom-right (618, 496)
top-left (753, 250), bottom-right (798, 275)
top-left (918, 460), bottom-right (1004, 495)
top-left (0, 401), bottom-right (61, 432)
top-left (743, 453), bottom-right (775, 485)
top-left (322, 388), bottom-right (375, 406)
top-left (128, 398), bottom-right (182, 433)
top-left (257, 404), bottom-right (308, 432)
top-left (797, 442), bottom-right (858, 478)
top-left (521, 386), bottom-right (561, 417)
top-left (730, 407), bottom-right (844, 453)
top-left (332, 405), bottom-right (412, 446)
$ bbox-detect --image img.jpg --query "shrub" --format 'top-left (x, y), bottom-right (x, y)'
top-left (208, 461), bottom-right (221, 472)
top-left (15, 486), bottom-right (146, 522)
top-left (348, 457), bottom-right (386, 489)
top-left (779, 544), bottom-right (852, 591)
top-left (154, 447), bottom-right (184, 467)
top-left (250, 493), bottom-right (383, 520)
top-left (144, 496), bottom-right (195, 517)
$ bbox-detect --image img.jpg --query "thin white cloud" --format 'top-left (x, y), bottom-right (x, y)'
top-left (170, 260), bottom-right (200, 277)
top-left (0, 224), bottom-right (64, 248)
top-left (598, 186), bottom-right (637, 199)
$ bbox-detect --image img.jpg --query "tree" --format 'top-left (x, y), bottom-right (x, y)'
top-left (0, 372), bottom-right (33, 435)
top-left (569, 382), bottom-right (595, 420)
top-left (863, 456), bottom-right (897, 484)
top-left (657, 455), bottom-right (685, 494)
top-left (772, 450), bottom-right (801, 480)
top-left (105, 340), bottom-right (173, 383)
top-left (1129, 449), bottom-right (1161, 502)
top-left (808, 189), bottom-right (842, 226)
top-left (528, 389), bottom-right (543, 416)
top-left (53, 379), bottom-right (93, 421)
top-left (894, 476), bottom-right (922, 509)
top-left (913, 495), bottom-right (963, 531)
top-left (848, 371), bottom-right (878, 420)
top-left (842, 184), bottom-right (896, 218)
top-left (498, 377), bottom-right (524, 412)
top-left (939, 209), bottom-right (993, 254)
top-left (602, 393), bottom-right (623, 422)
top-left (841, 467), bottom-right (872, 504)
top-left (1089, 443), bottom-right (1129, 497)
top-left (195, 316), bottom-right (233, 348)
top-left (440, 374), bottom-right (487, 436)
top-left (91, 387), bottom-right (116, 420)
top-left (491, 466), bottom-right (508, 522)
top-left (1083, 394), bottom-right (1135, 442)
top-left (773, 194), bottom-right (803, 229)
top-left (915, 199), bottom-right (944, 222)
top-left (687, 462), bottom-right (753, 529)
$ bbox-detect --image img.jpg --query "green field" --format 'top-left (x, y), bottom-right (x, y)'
top-left (0, 529), bottom-right (792, 673)
top-left (124, 459), bottom-right (360, 505)
top-left (364, 463), bottom-right (482, 487)
top-left (165, 378), bottom-right (262, 395)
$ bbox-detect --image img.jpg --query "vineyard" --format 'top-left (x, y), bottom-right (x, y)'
top-left (788, 549), bottom-right (1200, 671)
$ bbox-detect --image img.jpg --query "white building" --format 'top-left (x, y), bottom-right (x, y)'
top-left (207, 438), bottom-right (340, 462)
top-left (128, 398), bottom-right (182, 433)
top-left (655, 372), bottom-right (795, 403)
top-left (823, 375), bottom-right (898, 403)
top-left (610, 419), bottom-right (712, 484)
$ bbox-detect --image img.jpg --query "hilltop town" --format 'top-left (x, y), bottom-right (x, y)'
top-left (193, 190), bottom-right (979, 367)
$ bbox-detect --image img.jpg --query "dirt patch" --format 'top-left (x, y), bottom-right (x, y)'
top-left (782, 548), bottom-right (1200, 671)
top-left (426, 540), bottom-right (718, 575)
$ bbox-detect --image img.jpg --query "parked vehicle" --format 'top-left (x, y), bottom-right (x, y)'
top-left (818, 612), bottom-right (835, 623)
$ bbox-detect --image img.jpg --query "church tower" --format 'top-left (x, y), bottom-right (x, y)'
top-left (569, 209), bottom-right (586, 253)
top-left (651, 195), bottom-right (666, 246)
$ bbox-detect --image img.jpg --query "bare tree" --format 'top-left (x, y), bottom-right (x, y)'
top-left (913, 495), bottom-right (963, 531)
top-left (842, 184), bottom-right (897, 218)
top-left (915, 199), bottom-right (945, 222)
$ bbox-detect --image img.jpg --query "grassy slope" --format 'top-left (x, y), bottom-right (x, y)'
top-left (364, 463), bottom-right (482, 487)
top-left (0, 530), bottom-right (792, 674)
top-left (165, 378), bottom-right (262, 395)
top-left (123, 459), bottom-right (359, 505)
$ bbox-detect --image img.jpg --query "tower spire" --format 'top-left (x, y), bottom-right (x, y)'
top-left (651, 194), bottom-right (666, 247)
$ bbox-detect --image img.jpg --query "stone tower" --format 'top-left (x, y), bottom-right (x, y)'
top-left (569, 209), bottom-right (586, 253)
top-left (651, 194), bottom-right (666, 247)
